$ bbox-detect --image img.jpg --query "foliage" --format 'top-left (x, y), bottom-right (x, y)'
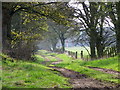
top-left (3, 2), bottom-right (74, 60)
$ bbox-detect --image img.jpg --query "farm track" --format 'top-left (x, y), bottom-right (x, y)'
top-left (49, 66), bottom-right (118, 89)
top-left (39, 52), bottom-right (120, 89)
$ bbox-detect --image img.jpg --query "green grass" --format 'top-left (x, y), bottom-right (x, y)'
top-left (37, 50), bottom-right (119, 84)
top-left (56, 54), bottom-right (74, 62)
top-left (2, 55), bottom-right (71, 88)
top-left (34, 55), bottom-right (45, 63)
top-left (45, 56), bottom-right (57, 62)
top-left (56, 62), bottom-right (118, 83)
top-left (81, 56), bottom-right (119, 71)
top-left (53, 53), bottom-right (119, 84)
top-left (3, 50), bottom-right (119, 88)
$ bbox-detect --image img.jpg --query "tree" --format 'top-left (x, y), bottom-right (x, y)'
top-left (71, 2), bottom-right (101, 58)
top-left (70, 2), bottom-right (114, 58)
top-left (42, 22), bottom-right (59, 51)
top-left (108, 2), bottom-right (120, 54)
top-left (47, 20), bottom-right (71, 52)
top-left (2, 2), bottom-right (58, 54)
top-left (45, 3), bottom-right (74, 52)
top-left (2, 2), bottom-right (73, 59)
top-left (10, 11), bottom-right (48, 60)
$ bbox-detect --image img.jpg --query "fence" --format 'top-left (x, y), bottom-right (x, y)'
top-left (65, 46), bottom-right (117, 61)
top-left (65, 50), bottom-right (85, 59)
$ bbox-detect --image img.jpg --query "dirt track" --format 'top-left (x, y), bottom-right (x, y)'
top-left (39, 53), bottom-right (120, 89)
top-left (49, 66), bottom-right (118, 89)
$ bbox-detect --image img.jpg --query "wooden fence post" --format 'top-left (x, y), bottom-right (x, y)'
top-left (111, 47), bottom-right (114, 57)
top-left (68, 51), bottom-right (70, 55)
top-left (81, 50), bottom-right (83, 59)
top-left (75, 51), bottom-right (77, 59)
top-left (71, 52), bottom-right (73, 57)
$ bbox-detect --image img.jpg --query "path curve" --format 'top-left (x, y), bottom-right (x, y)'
top-left (38, 51), bottom-right (120, 89)
top-left (49, 66), bottom-right (117, 88)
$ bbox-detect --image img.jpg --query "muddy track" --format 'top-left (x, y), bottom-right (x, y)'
top-left (39, 52), bottom-right (120, 89)
top-left (49, 66), bottom-right (118, 89)
top-left (87, 66), bottom-right (120, 75)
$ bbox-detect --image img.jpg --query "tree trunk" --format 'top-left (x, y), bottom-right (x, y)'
top-left (116, 2), bottom-right (120, 54)
top-left (96, 43), bottom-right (104, 58)
top-left (2, 5), bottom-right (12, 54)
top-left (96, 35), bottom-right (104, 58)
top-left (89, 28), bottom-right (97, 59)
top-left (61, 38), bottom-right (65, 53)
top-left (90, 38), bottom-right (96, 59)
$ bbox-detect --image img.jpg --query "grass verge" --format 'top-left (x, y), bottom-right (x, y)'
top-left (2, 54), bottom-right (71, 88)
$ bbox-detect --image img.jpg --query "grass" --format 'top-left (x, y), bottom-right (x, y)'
top-left (2, 54), bottom-right (71, 88)
top-left (53, 53), bottom-right (119, 84)
top-left (2, 50), bottom-right (119, 88)
top-left (81, 56), bottom-right (119, 71)
top-left (35, 54), bottom-right (57, 66)
top-left (34, 55), bottom-right (45, 63)
top-left (65, 46), bottom-right (90, 59)
top-left (45, 56), bottom-right (57, 62)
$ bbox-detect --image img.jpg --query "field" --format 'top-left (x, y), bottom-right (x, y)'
top-left (65, 46), bottom-right (90, 57)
